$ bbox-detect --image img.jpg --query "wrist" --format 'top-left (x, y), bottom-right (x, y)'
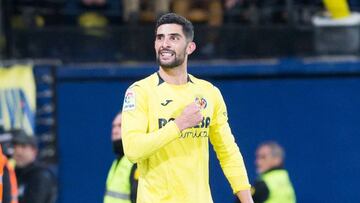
top-left (236, 190), bottom-right (253, 203)
top-left (174, 118), bottom-right (185, 131)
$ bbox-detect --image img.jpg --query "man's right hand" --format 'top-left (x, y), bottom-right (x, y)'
top-left (174, 102), bottom-right (203, 131)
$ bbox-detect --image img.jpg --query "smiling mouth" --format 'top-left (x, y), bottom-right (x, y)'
top-left (159, 50), bottom-right (175, 57)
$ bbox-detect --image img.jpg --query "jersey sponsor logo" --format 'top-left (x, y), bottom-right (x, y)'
top-left (158, 117), bottom-right (211, 129)
top-left (158, 117), bottom-right (175, 129)
top-left (122, 89), bottom-right (135, 111)
top-left (180, 129), bottom-right (208, 138)
top-left (158, 116), bottom-right (211, 139)
top-left (161, 99), bottom-right (173, 106)
top-left (194, 116), bottom-right (211, 129)
top-left (195, 97), bottom-right (207, 109)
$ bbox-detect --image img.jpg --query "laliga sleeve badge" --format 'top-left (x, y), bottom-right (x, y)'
top-left (195, 96), bottom-right (207, 109)
top-left (123, 89), bottom-right (136, 111)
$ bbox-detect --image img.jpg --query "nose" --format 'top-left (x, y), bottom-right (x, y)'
top-left (161, 37), bottom-right (171, 48)
top-left (14, 145), bottom-right (23, 155)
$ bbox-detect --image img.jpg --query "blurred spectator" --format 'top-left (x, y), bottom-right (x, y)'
top-left (292, 0), bottom-right (323, 25)
top-left (236, 141), bottom-right (296, 203)
top-left (12, 130), bottom-right (57, 203)
top-left (10, 0), bottom-right (66, 28)
top-left (78, 0), bottom-right (109, 27)
top-left (171, 0), bottom-right (223, 57)
top-left (223, 0), bottom-right (288, 25)
top-left (224, 0), bottom-right (311, 25)
top-left (224, 0), bottom-right (257, 24)
top-left (82, 0), bottom-right (106, 6)
top-left (349, 0), bottom-right (360, 12)
top-left (172, 0), bottom-right (223, 26)
top-left (122, 0), bottom-right (171, 24)
top-left (0, 128), bottom-right (19, 203)
top-left (104, 112), bottom-right (138, 203)
top-left (256, 0), bottom-right (288, 24)
top-left (322, 0), bottom-right (351, 19)
top-left (10, 1), bottom-right (45, 28)
top-left (0, 146), bottom-right (9, 202)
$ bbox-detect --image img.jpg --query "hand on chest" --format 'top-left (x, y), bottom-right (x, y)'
top-left (153, 88), bottom-right (213, 132)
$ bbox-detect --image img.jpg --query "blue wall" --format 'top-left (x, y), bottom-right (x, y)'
top-left (55, 59), bottom-right (360, 203)
top-left (57, 81), bottom-right (132, 203)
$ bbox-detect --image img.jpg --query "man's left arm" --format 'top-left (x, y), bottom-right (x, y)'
top-left (209, 87), bottom-right (253, 202)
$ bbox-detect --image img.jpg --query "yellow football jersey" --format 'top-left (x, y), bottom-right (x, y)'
top-left (122, 72), bottom-right (250, 203)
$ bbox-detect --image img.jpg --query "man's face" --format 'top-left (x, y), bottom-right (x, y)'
top-left (155, 24), bottom-right (190, 69)
top-left (13, 144), bottom-right (37, 168)
top-left (255, 145), bottom-right (279, 174)
top-left (111, 113), bottom-right (122, 141)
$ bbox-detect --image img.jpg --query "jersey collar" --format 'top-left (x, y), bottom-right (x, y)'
top-left (157, 72), bottom-right (193, 86)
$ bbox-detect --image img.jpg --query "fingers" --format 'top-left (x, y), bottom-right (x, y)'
top-left (185, 102), bottom-right (203, 124)
top-left (188, 102), bottom-right (201, 112)
top-left (175, 102), bottom-right (204, 131)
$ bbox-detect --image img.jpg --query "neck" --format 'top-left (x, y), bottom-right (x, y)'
top-left (158, 63), bottom-right (188, 85)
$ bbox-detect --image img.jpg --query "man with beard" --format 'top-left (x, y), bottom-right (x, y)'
top-left (121, 13), bottom-right (253, 203)
top-left (104, 113), bottom-right (138, 203)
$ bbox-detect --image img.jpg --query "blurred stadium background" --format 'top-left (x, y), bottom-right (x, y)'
top-left (1, 0), bottom-right (360, 202)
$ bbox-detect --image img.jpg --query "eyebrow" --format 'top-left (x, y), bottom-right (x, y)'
top-left (156, 33), bottom-right (183, 38)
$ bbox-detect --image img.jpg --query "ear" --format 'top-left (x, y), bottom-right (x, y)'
top-left (186, 42), bottom-right (196, 55)
top-left (273, 157), bottom-right (282, 166)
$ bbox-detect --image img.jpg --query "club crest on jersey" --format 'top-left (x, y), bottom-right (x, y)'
top-left (123, 89), bottom-right (135, 111)
top-left (195, 97), bottom-right (207, 109)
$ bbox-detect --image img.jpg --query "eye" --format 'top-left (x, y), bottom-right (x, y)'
top-left (170, 35), bottom-right (179, 41)
top-left (156, 35), bottom-right (163, 40)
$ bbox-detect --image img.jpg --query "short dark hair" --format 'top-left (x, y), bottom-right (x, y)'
top-left (155, 13), bottom-right (194, 41)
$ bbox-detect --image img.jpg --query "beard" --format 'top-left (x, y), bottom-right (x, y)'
top-left (156, 49), bottom-right (186, 69)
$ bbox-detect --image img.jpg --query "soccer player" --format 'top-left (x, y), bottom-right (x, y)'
top-left (121, 13), bottom-right (253, 203)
